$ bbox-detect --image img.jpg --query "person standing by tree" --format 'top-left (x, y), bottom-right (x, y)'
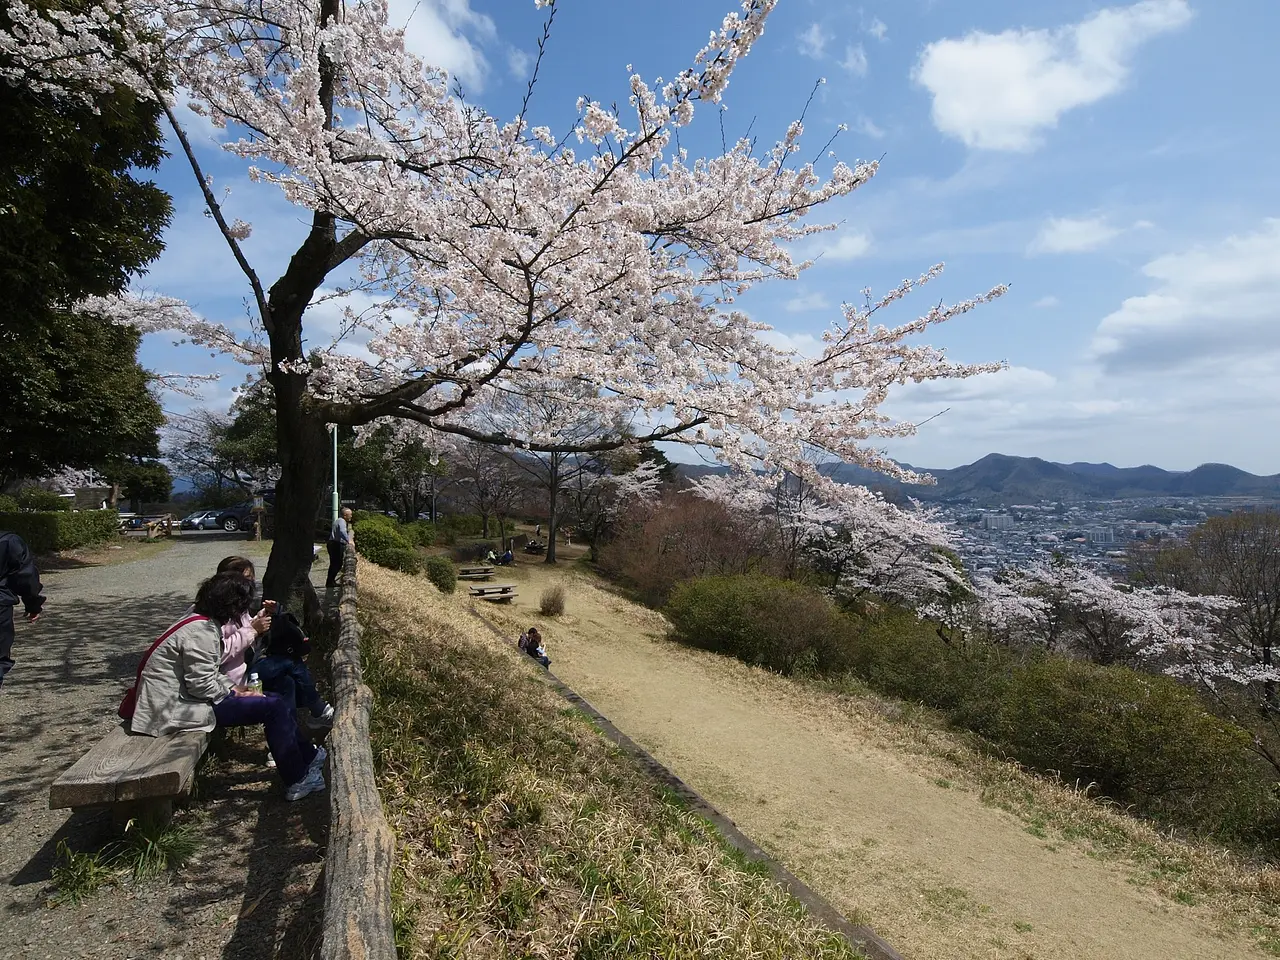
top-left (0, 530), bottom-right (45, 689)
top-left (326, 507), bottom-right (355, 589)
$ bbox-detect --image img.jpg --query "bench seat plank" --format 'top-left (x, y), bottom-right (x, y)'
top-left (50, 725), bottom-right (210, 810)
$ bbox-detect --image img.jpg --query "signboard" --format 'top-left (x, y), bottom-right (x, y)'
top-left (252, 496), bottom-right (265, 512)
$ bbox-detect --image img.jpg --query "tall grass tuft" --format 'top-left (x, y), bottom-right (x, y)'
top-left (538, 584), bottom-right (566, 616)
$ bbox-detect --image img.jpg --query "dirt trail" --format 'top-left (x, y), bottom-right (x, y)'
top-left (462, 561), bottom-right (1267, 960)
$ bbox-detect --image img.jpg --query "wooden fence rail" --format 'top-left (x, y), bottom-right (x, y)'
top-left (321, 548), bottom-right (397, 960)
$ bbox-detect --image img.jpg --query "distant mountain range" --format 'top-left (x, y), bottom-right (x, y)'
top-left (677, 454), bottom-right (1280, 505)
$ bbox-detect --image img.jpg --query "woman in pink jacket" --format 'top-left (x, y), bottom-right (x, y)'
top-left (213, 556), bottom-right (273, 683)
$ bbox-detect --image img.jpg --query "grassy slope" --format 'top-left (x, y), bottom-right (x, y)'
top-left (451, 559), bottom-right (1280, 959)
top-left (358, 563), bottom-right (863, 960)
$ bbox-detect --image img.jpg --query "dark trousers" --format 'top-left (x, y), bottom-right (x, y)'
top-left (255, 654), bottom-right (326, 715)
top-left (213, 692), bottom-right (316, 786)
top-left (0, 604), bottom-right (13, 688)
top-left (325, 541), bottom-right (345, 587)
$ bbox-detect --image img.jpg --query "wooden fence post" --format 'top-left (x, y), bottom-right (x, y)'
top-left (321, 547), bottom-right (397, 960)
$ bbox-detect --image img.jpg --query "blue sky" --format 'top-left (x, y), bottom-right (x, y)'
top-left (139, 0), bottom-right (1280, 473)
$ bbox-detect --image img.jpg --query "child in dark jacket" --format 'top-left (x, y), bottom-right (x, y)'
top-left (254, 612), bottom-right (334, 721)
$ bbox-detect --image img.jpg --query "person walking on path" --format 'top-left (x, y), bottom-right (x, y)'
top-left (0, 530), bottom-right (45, 690)
top-left (326, 507), bottom-right (355, 589)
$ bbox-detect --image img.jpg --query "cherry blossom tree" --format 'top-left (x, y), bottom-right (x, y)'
top-left (969, 560), bottom-right (1234, 668)
top-left (692, 471), bottom-right (965, 608)
top-left (0, 0), bottom-right (1005, 599)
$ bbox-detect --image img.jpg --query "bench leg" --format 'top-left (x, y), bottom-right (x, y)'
top-left (111, 797), bottom-right (174, 833)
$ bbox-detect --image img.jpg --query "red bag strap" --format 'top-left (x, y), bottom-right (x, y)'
top-left (132, 614), bottom-right (209, 688)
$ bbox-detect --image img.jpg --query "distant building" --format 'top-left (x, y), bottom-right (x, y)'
top-left (983, 514), bottom-right (1015, 531)
top-left (1088, 527), bottom-right (1115, 545)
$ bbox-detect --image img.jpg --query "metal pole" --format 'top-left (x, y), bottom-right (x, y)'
top-left (331, 424), bottom-right (340, 525)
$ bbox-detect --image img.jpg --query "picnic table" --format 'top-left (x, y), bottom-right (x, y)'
top-left (469, 582), bottom-right (519, 603)
top-left (458, 564), bottom-right (495, 582)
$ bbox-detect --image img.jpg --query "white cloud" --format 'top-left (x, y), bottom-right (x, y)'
top-left (912, 0), bottom-right (1192, 151)
top-left (389, 0), bottom-right (497, 92)
top-left (1090, 218), bottom-right (1280, 373)
top-left (853, 116), bottom-right (885, 139)
top-left (1032, 295), bottom-right (1061, 309)
top-left (817, 232), bottom-right (872, 261)
top-left (866, 17), bottom-right (888, 43)
top-left (1029, 216), bottom-right (1121, 254)
top-left (841, 44), bottom-right (868, 77)
top-left (507, 47), bottom-right (532, 80)
top-left (756, 327), bottom-right (823, 357)
top-left (798, 23), bottom-right (828, 60)
top-left (784, 291), bottom-right (832, 313)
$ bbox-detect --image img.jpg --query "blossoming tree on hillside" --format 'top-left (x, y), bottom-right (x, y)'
top-left (0, 0), bottom-right (1005, 600)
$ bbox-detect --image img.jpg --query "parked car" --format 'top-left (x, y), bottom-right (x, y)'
top-left (215, 502), bottom-right (254, 532)
top-left (179, 509), bottom-right (221, 530)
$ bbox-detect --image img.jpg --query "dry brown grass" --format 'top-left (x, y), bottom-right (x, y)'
top-left (448, 559), bottom-right (1280, 960)
top-left (358, 562), bottom-right (864, 959)
top-left (538, 585), bottom-right (566, 617)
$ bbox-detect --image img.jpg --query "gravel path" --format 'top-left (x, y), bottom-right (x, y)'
top-left (0, 538), bottom-right (329, 960)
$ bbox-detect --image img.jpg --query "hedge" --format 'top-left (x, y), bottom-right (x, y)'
top-left (0, 511), bottom-right (120, 553)
top-left (353, 517), bottom-right (422, 574)
top-left (844, 609), bottom-right (1279, 844)
top-left (424, 556), bottom-right (457, 594)
top-left (665, 574), bottom-right (856, 676)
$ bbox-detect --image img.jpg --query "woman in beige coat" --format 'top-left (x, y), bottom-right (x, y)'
top-left (131, 573), bottom-right (326, 801)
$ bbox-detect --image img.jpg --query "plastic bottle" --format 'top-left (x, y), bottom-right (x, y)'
top-left (246, 671), bottom-right (263, 695)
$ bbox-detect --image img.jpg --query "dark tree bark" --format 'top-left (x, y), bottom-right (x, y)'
top-left (545, 454), bottom-right (560, 565)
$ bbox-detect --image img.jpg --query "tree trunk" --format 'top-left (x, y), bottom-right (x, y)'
top-left (263, 379), bottom-right (328, 608)
top-left (545, 457), bottom-right (560, 565)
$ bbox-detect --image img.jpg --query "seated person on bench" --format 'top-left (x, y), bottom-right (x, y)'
top-left (131, 573), bottom-right (327, 802)
top-left (517, 626), bottom-right (550, 668)
top-left (211, 557), bottom-right (332, 724)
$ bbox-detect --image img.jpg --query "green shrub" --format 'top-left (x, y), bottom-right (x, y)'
top-left (438, 513), bottom-right (485, 537)
top-left (16, 488), bottom-right (72, 511)
top-left (381, 547), bottom-right (423, 575)
top-left (840, 610), bottom-right (1278, 843)
top-left (354, 518), bottom-right (421, 573)
top-left (405, 520), bottom-right (437, 547)
top-left (0, 494), bottom-right (17, 512)
top-left (425, 556), bottom-right (457, 594)
top-left (665, 575), bottom-right (855, 676)
top-left (0, 511), bottom-right (119, 553)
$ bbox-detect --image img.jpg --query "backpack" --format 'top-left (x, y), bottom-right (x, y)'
top-left (263, 611), bottom-right (311, 659)
top-left (118, 614), bottom-right (209, 720)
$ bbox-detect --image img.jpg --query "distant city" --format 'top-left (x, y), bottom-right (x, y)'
top-left (677, 453), bottom-right (1280, 575)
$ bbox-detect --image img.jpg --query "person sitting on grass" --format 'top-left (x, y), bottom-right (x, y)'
top-left (518, 626), bottom-right (550, 669)
top-left (131, 573), bottom-right (326, 801)
top-left (498, 548), bottom-right (515, 566)
top-left (484, 548), bottom-right (498, 565)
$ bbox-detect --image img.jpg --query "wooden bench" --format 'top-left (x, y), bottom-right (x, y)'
top-left (458, 571), bottom-right (493, 582)
top-left (469, 583), bottom-right (519, 603)
top-left (50, 724), bottom-right (210, 830)
top-left (459, 565), bottom-right (494, 576)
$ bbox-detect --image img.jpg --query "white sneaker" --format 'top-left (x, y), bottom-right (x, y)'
top-left (285, 767), bottom-right (326, 802)
top-left (266, 751), bottom-right (276, 768)
top-left (316, 704), bottom-right (335, 722)
top-left (308, 745), bottom-right (327, 773)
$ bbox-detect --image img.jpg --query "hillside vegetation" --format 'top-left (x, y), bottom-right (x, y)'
top-left (357, 562), bottom-right (863, 959)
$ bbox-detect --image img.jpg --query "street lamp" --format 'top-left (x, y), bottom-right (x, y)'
top-left (329, 423), bottom-right (339, 526)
